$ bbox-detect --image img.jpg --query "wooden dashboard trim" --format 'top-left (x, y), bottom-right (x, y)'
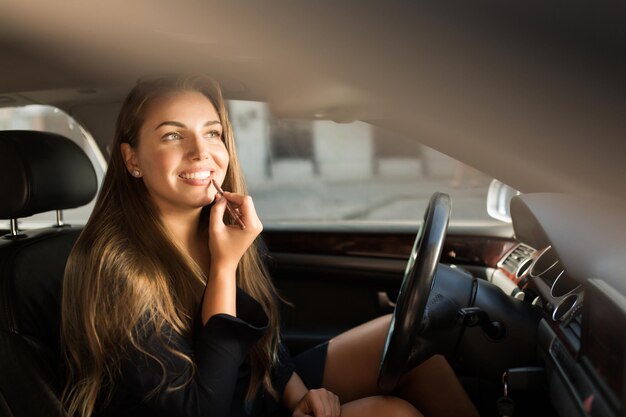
top-left (262, 231), bottom-right (517, 269)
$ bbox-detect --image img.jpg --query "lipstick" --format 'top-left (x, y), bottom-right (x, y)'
top-left (211, 179), bottom-right (246, 229)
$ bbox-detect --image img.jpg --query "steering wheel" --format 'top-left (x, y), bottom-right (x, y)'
top-left (378, 192), bottom-right (451, 391)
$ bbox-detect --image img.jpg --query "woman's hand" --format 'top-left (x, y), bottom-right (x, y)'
top-left (208, 191), bottom-right (263, 273)
top-left (201, 191), bottom-right (262, 323)
top-left (292, 389), bottom-right (341, 417)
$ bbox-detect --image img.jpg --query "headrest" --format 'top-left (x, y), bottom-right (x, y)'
top-left (0, 130), bottom-right (97, 219)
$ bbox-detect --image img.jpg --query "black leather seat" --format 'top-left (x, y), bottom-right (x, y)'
top-left (0, 131), bottom-right (97, 417)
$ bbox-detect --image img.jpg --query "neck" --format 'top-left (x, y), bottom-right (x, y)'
top-left (160, 207), bottom-right (205, 256)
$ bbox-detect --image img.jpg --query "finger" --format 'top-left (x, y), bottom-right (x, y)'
top-left (310, 395), bottom-right (327, 417)
top-left (321, 390), bottom-right (339, 417)
top-left (322, 389), bottom-right (334, 414)
top-left (220, 191), bottom-right (246, 205)
top-left (310, 403), bottom-right (325, 417)
top-left (221, 192), bottom-right (254, 214)
top-left (218, 192), bottom-right (256, 221)
top-left (319, 391), bottom-right (332, 417)
top-left (233, 196), bottom-right (262, 232)
top-left (240, 196), bottom-right (260, 225)
top-left (293, 400), bottom-right (313, 417)
top-left (325, 392), bottom-right (337, 417)
top-left (333, 395), bottom-right (341, 417)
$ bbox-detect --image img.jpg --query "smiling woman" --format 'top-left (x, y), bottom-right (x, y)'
top-left (61, 75), bottom-right (280, 417)
top-left (119, 91), bottom-right (229, 215)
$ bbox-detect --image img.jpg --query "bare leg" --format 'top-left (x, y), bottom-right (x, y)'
top-left (396, 355), bottom-right (480, 417)
top-left (341, 396), bottom-right (423, 417)
top-left (323, 314), bottom-right (479, 417)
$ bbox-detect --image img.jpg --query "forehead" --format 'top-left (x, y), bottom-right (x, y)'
top-left (142, 91), bottom-right (220, 125)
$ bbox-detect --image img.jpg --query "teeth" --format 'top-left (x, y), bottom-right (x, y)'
top-left (180, 171), bottom-right (212, 180)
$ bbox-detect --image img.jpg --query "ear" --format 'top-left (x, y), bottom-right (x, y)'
top-left (120, 143), bottom-right (140, 175)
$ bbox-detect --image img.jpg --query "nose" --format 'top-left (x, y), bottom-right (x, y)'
top-left (189, 133), bottom-right (210, 161)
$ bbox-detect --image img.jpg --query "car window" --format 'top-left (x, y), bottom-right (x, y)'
top-left (0, 105), bottom-right (106, 229)
top-left (230, 100), bottom-right (503, 227)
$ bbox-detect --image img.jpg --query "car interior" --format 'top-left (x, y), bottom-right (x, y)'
top-left (1, 2), bottom-right (625, 417)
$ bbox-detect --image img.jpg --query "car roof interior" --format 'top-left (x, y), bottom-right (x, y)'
top-left (1, 1), bottom-right (625, 210)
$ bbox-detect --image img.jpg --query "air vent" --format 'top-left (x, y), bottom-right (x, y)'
top-left (561, 311), bottom-right (583, 353)
top-left (500, 243), bottom-right (535, 275)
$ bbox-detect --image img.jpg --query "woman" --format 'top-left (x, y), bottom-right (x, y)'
top-left (61, 75), bottom-right (479, 417)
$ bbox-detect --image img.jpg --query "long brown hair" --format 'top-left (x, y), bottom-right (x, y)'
top-left (62, 75), bottom-right (280, 417)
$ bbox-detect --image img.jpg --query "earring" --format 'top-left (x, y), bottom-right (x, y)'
top-left (132, 169), bottom-right (141, 177)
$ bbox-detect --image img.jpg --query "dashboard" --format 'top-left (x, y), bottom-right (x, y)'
top-left (488, 194), bottom-right (626, 417)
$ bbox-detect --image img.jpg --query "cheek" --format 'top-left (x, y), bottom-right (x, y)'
top-left (215, 145), bottom-right (230, 168)
top-left (140, 149), bottom-right (179, 176)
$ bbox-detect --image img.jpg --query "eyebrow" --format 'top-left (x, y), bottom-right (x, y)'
top-left (154, 120), bottom-right (221, 130)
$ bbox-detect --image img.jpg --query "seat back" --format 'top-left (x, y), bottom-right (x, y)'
top-left (0, 131), bottom-right (97, 417)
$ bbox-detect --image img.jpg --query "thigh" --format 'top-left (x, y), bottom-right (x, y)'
top-left (340, 395), bottom-right (423, 417)
top-left (322, 314), bottom-right (391, 402)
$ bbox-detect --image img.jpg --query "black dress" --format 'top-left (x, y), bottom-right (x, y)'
top-left (96, 288), bottom-right (327, 417)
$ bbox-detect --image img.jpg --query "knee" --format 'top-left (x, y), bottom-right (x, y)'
top-left (373, 396), bottom-right (423, 417)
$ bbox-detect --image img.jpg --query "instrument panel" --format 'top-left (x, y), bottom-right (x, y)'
top-left (494, 244), bottom-right (625, 416)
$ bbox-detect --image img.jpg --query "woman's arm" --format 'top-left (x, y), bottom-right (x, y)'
top-left (202, 192), bottom-right (263, 324)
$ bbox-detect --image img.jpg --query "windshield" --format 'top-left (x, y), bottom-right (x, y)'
top-left (231, 101), bottom-right (502, 227)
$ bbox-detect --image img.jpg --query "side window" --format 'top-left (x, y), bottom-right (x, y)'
top-left (229, 100), bottom-right (500, 225)
top-left (0, 105), bottom-right (106, 228)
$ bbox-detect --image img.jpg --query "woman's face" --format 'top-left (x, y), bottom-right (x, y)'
top-left (121, 91), bottom-right (230, 215)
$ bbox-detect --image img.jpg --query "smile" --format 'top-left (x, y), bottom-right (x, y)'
top-left (178, 171), bottom-right (213, 180)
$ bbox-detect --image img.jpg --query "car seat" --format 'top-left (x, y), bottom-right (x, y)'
top-left (0, 131), bottom-right (97, 417)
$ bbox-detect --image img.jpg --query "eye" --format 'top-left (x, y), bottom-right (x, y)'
top-left (162, 131), bottom-right (183, 141)
top-left (205, 130), bottom-right (223, 140)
